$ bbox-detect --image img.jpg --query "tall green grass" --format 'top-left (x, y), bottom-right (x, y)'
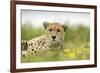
top-left (21, 24), bottom-right (90, 63)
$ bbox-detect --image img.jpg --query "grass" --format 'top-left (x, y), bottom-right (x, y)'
top-left (21, 24), bottom-right (90, 63)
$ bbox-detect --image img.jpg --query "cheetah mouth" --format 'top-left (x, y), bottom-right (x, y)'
top-left (52, 39), bottom-right (59, 43)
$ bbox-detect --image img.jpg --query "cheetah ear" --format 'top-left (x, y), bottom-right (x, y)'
top-left (43, 21), bottom-right (49, 29)
top-left (62, 25), bottom-right (68, 32)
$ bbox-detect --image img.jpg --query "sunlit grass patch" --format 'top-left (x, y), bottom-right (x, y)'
top-left (63, 47), bottom-right (90, 60)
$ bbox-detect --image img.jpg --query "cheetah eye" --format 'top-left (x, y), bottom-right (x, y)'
top-left (57, 29), bottom-right (61, 32)
top-left (49, 29), bottom-right (52, 32)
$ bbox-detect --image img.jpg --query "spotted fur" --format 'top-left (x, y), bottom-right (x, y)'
top-left (21, 21), bottom-right (67, 57)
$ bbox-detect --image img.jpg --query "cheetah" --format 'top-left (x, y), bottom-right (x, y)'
top-left (21, 21), bottom-right (67, 57)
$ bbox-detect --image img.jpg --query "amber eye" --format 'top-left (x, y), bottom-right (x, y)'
top-left (49, 29), bottom-right (52, 32)
top-left (57, 29), bottom-right (60, 32)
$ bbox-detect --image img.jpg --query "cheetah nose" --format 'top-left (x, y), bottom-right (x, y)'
top-left (52, 36), bottom-right (56, 39)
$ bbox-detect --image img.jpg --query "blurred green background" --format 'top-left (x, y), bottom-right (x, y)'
top-left (21, 23), bottom-right (90, 63)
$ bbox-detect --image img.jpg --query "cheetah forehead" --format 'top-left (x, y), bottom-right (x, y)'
top-left (47, 23), bottom-right (64, 30)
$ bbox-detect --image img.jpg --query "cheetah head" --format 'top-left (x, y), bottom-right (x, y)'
top-left (43, 21), bottom-right (67, 44)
